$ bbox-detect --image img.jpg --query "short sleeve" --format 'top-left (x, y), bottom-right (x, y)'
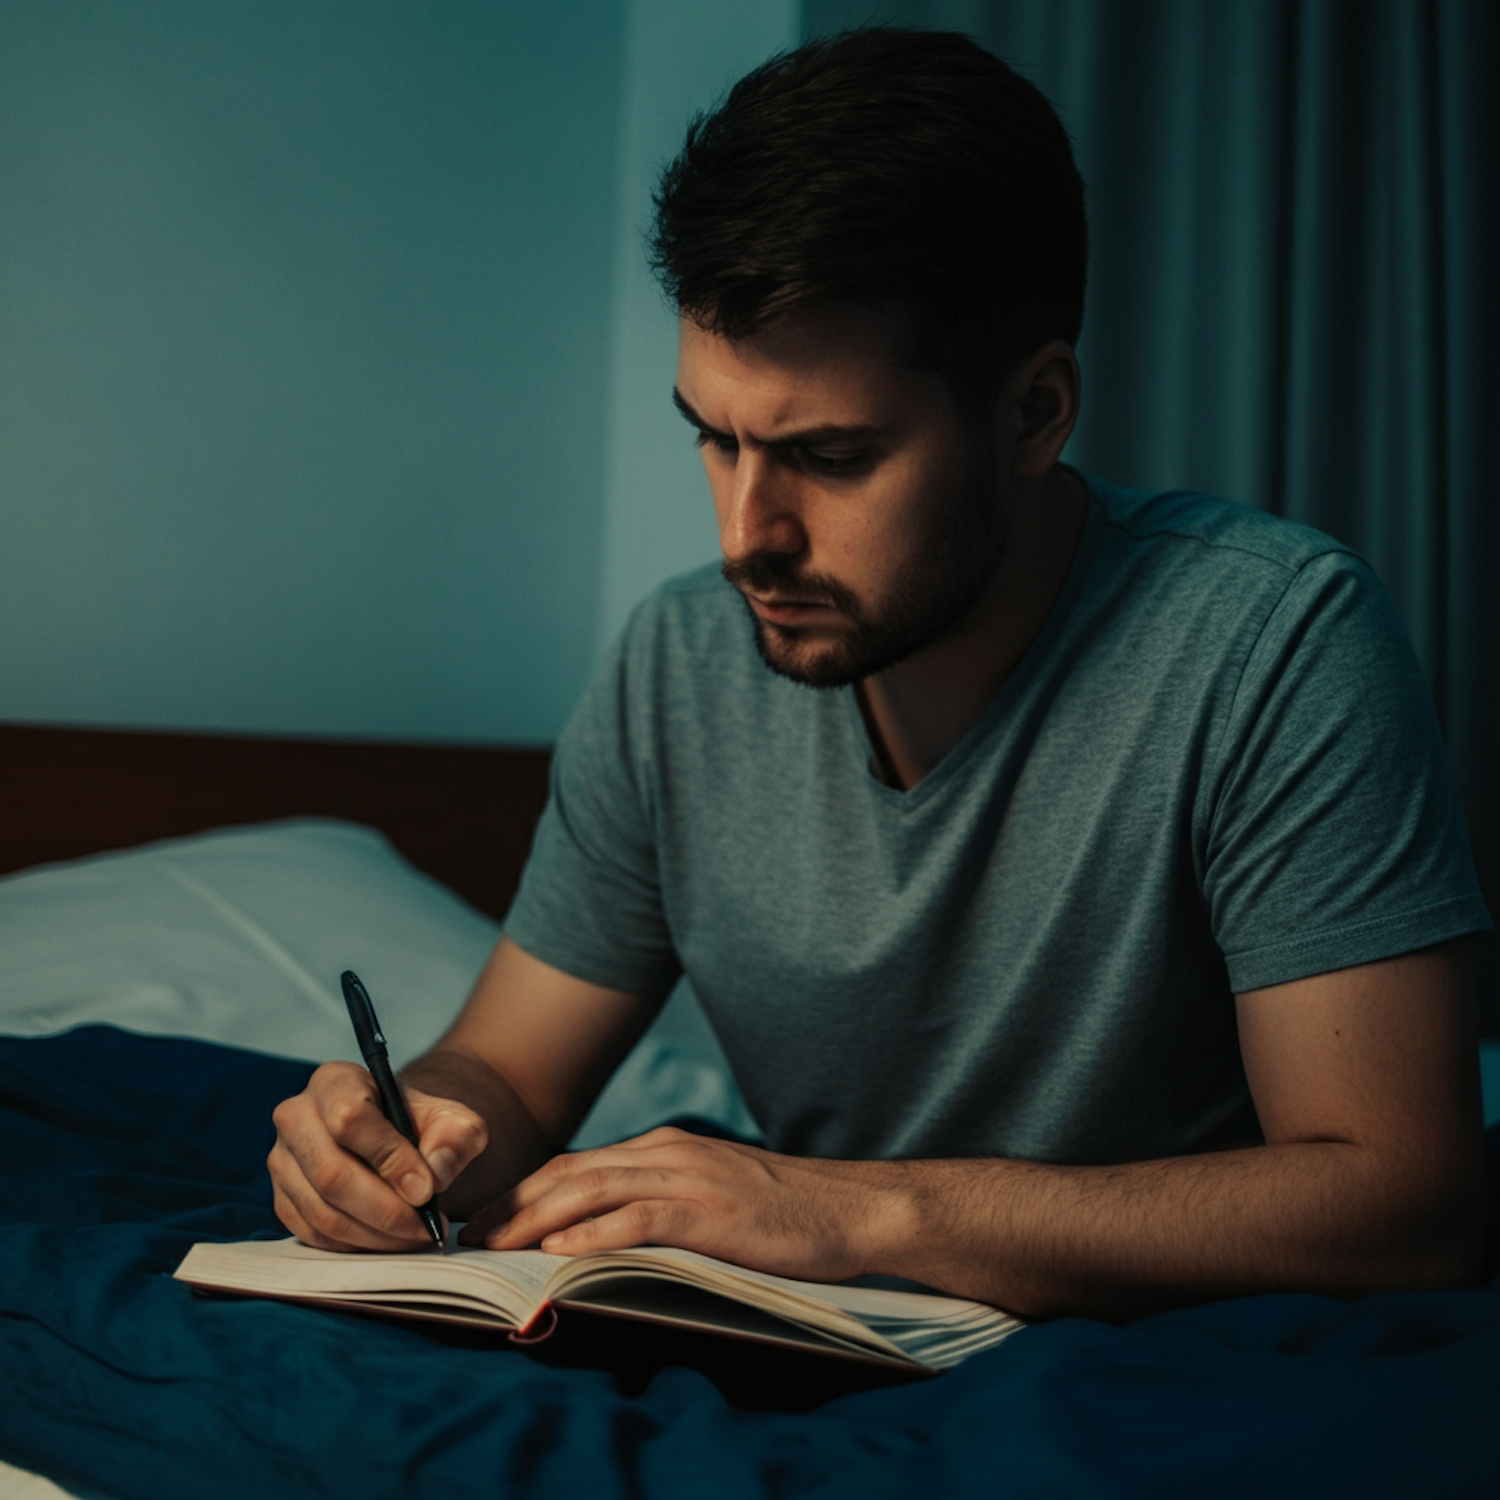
top-left (502, 615), bottom-right (682, 996)
top-left (1200, 551), bottom-right (1489, 992)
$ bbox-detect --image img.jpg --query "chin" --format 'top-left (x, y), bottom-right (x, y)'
top-left (752, 616), bottom-right (932, 690)
top-left (739, 573), bottom-right (981, 689)
top-left (750, 620), bottom-right (865, 689)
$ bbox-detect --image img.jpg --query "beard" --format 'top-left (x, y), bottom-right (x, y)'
top-left (721, 454), bottom-right (1005, 690)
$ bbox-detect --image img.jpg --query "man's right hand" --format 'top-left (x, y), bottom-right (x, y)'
top-left (266, 936), bottom-right (666, 1252)
top-left (268, 1060), bottom-right (488, 1252)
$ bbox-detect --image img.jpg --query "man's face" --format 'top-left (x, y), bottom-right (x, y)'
top-left (674, 302), bottom-right (1005, 688)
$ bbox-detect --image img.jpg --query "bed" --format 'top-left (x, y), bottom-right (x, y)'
top-left (2, 721), bottom-right (1497, 1500)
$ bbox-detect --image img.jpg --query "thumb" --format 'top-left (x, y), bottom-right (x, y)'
top-left (361, 1126), bottom-right (437, 1208)
top-left (413, 1096), bottom-right (488, 1194)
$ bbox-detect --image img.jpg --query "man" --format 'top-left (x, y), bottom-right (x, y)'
top-left (269, 28), bottom-right (1489, 1321)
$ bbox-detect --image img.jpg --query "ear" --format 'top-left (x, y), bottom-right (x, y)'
top-left (1004, 340), bottom-right (1081, 478)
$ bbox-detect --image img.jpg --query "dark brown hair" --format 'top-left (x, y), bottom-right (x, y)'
top-left (650, 26), bottom-right (1087, 409)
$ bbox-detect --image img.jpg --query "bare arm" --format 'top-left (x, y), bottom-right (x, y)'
top-left (268, 936), bottom-right (663, 1250)
top-left (471, 944), bottom-right (1486, 1319)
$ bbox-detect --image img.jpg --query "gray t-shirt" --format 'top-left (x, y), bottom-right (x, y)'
top-left (505, 475), bottom-right (1489, 1166)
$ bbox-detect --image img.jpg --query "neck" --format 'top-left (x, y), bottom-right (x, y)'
top-left (857, 466), bottom-right (1087, 789)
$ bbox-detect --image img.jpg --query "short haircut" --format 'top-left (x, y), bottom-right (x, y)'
top-left (650, 26), bottom-right (1088, 411)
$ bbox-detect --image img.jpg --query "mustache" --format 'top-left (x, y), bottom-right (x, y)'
top-left (720, 556), bottom-right (861, 616)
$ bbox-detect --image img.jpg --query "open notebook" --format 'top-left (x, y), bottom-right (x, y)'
top-left (175, 1235), bottom-right (1024, 1374)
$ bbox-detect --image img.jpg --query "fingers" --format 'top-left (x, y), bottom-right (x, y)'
top-left (454, 1131), bottom-right (873, 1283)
top-left (457, 1129), bottom-right (729, 1253)
top-left (267, 1122), bottom-right (432, 1251)
top-left (268, 1066), bottom-right (431, 1251)
top-left (269, 1164), bottom-right (425, 1254)
top-left (267, 1061), bottom-right (487, 1252)
top-left (534, 1200), bottom-right (691, 1258)
top-left (457, 1173), bottom-right (683, 1256)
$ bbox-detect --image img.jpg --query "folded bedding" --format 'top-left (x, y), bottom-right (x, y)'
top-left (2, 1026), bottom-right (1497, 1500)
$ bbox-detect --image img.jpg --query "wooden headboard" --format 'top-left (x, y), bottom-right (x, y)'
top-left (0, 722), bottom-right (550, 922)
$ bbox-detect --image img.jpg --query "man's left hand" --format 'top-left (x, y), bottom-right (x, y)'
top-left (455, 1126), bottom-right (900, 1282)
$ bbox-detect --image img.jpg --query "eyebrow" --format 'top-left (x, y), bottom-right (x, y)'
top-left (671, 388), bottom-right (886, 448)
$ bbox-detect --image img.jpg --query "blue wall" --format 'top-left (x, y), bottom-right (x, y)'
top-left (598, 0), bottom-right (795, 652)
top-left (0, 0), bottom-right (794, 744)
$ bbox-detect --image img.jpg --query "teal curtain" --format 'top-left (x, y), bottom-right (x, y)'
top-left (804, 0), bottom-right (1499, 1022)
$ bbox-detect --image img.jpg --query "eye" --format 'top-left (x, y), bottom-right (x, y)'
top-left (694, 429), bottom-right (738, 459)
top-left (798, 447), bottom-right (872, 477)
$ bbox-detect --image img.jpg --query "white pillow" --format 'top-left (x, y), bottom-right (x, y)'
top-left (0, 818), bottom-right (756, 1146)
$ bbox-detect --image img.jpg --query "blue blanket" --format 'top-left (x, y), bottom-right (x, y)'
top-left (1, 1027), bottom-right (1495, 1499)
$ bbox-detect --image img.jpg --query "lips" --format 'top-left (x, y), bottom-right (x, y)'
top-left (746, 594), bottom-right (834, 623)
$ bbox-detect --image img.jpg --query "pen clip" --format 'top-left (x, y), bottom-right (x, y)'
top-left (340, 970), bottom-right (388, 1058)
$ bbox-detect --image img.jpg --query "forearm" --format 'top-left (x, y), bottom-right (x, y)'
top-left (398, 1047), bottom-right (556, 1221)
top-left (864, 1140), bottom-right (1485, 1321)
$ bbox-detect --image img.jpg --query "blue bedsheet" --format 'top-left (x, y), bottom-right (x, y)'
top-left (1, 1027), bottom-right (1495, 1499)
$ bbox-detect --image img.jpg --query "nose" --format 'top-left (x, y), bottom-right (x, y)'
top-left (716, 450), bottom-right (805, 566)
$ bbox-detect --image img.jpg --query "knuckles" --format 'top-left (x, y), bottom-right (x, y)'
top-left (620, 1199), bottom-right (670, 1236)
top-left (270, 1093), bottom-right (307, 1138)
top-left (576, 1164), bottom-right (617, 1195)
top-left (272, 1064), bottom-right (376, 1145)
top-left (324, 1093), bottom-right (373, 1140)
top-left (309, 1059), bottom-right (364, 1089)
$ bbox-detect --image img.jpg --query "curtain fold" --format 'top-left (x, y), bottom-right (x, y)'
top-left (803, 0), bottom-right (1499, 1020)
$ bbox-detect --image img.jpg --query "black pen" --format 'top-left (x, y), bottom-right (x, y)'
top-left (340, 969), bottom-right (446, 1252)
